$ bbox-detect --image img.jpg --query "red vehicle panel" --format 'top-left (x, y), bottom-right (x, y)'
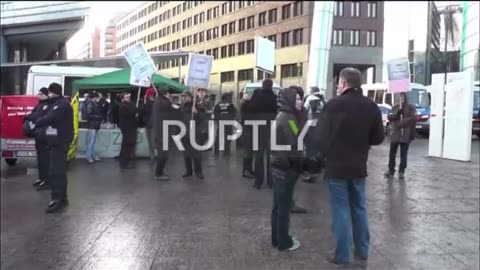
top-left (1, 95), bottom-right (39, 139)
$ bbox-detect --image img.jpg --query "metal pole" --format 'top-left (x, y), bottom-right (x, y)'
top-left (136, 87), bottom-right (141, 108)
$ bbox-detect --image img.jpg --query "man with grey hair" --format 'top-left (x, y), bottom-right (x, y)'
top-left (315, 67), bottom-right (385, 264)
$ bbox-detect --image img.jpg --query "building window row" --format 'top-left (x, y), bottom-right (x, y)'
top-left (334, 1), bottom-right (377, 18)
top-left (117, 1), bottom-right (304, 40)
top-left (332, 29), bottom-right (377, 47)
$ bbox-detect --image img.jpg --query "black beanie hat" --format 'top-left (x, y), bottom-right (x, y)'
top-left (48, 83), bottom-right (63, 96)
top-left (38, 87), bottom-right (49, 96)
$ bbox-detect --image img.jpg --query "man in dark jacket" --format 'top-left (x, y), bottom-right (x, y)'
top-left (141, 88), bottom-right (156, 161)
top-left (25, 87), bottom-right (51, 191)
top-left (270, 87), bottom-right (304, 252)
top-left (240, 91), bottom-right (255, 178)
top-left (153, 89), bottom-right (178, 181)
top-left (86, 91), bottom-right (103, 164)
top-left (250, 79), bottom-right (278, 189)
top-left (34, 83), bottom-right (73, 213)
top-left (315, 68), bottom-right (384, 264)
top-left (180, 92), bottom-right (207, 179)
top-left (98, 93), bottom-right (109, 123)
top-left (384, 93), bottom-right (416, 179)
top-left (213, 92), bottom-right (237, 155)
top-left (118, 92), bottom-right (138, 169)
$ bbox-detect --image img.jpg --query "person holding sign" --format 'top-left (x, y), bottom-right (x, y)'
top-left (153, 89), bottom-right (178, 181)
top-left (384, 93), bottom-right (416, 180)
top-left (118, 92), bottom-right (138, 169)
top-left (180, 91), bottom-right (207, 179)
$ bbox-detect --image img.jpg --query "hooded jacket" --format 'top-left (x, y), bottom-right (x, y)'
top-left (388, 97), bottom-right (417, 143)
top-left (270, 88), bottom-right (304, 173)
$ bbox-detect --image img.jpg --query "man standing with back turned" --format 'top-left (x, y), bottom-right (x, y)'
top-left (316, 68), bottom-right (385, 264)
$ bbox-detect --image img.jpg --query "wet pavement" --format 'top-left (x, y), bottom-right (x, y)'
top-left (1, 138), bottom-right (479, 270)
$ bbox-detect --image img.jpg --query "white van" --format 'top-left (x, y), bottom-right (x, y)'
top-left (26, 65), bottom-right (121, 96)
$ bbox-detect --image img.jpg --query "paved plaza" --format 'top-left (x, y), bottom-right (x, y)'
top-left (1, 138), bottom-right (479, 270)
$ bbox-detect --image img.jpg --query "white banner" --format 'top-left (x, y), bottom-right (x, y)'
top-left (186, 53), bottom-right (213, 89)
top-left (123, 42), bottom-right (156, 81)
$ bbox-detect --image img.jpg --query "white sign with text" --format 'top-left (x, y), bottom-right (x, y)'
top-left (123, 42), bottom-right (156, 81)
top-left (186, 53), bottom-right (213, 89)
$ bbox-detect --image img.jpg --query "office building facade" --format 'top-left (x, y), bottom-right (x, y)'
top-left (115, 1), bottom-right (383, 99)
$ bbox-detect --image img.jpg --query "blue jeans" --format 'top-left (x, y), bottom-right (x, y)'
top-left (86, 129), bottom-right (98, 161)
top-left (271, 168), bottom-right (298, 251)
top-left (328, 177), bottom-right (369, 263)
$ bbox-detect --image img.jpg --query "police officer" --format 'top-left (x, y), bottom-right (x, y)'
top-left (213, 92), bottom-right (237, 155)
top-left (118, 92), bottom-right (138, 169)
top-left (25, 87), bottom-right (50, 191)
top-left (34, 83), bottom-right (73, 213)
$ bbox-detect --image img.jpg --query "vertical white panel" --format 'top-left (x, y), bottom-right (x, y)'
top-left (443, 71), bottom-right (474, 161)
top-left (429, 73), bottom-right (446, 158)
top-left (307, 1), bottom-right (334, 95)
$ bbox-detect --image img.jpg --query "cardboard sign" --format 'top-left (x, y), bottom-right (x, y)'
top-left (123, 42), bottom-right (156, 81)
top-left (387, 58), bottom-right (411, 93)
top-left (186, 53), bottom-right (213, 89)
top-left (129, 69), bottom-right (150, 87)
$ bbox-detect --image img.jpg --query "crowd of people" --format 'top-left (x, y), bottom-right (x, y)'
top-left (23, 67), bottom-right (420, 265)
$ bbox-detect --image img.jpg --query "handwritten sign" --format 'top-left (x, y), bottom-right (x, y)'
top-left (186, 53), bottom-right (213, 89)
top-left (123, 42), bottom-right (156, 81)
top-left (387, 58), bottom-right (411, 93)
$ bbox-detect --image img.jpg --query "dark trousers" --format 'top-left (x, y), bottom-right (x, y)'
top-left (35, 141), bottom-right (49, 182)
top-left (49, 142), bottom-right (69, 201)
top-left (156, 148), bottom-right (169, 176)
top-left (242, 131), bottom-right (254, 173)
top-left (119, 129), bottom-right (137, 168)
top-left (271, 168), bottom-right (298, 251)
top-left (214, 124), bottom-right (232, 154)
top-left (183, 139), bottom-right (202, 174)
top-left (388, 142), bottom-right (410, 173)
top-left (254, 147), bottom-right (272, 187)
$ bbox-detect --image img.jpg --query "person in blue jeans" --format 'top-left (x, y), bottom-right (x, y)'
top-left (315, 68), bottom-right (385, 264)
top-left (85, 92), bottom-right (104, 164)
top-left (270, 87), bottom-right (305, 251)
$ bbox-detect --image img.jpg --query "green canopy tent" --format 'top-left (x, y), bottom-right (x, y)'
top-left (72, 68), bottom-right (189, 94)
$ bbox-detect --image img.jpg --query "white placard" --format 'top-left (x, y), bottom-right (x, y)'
top-left (129, 69), bottom-right (150, 87)
top-left (123, 42), bottom-right (156, 81)
top-left (255, 36), bottom-right (275, 73)
top-left (186, 53), bottom-right (213, 89)
top-left (386, 58), bottom-right (411, 93)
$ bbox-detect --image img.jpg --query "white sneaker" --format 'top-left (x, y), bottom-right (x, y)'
top-left (287, 238), bottom-right (301, 251)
